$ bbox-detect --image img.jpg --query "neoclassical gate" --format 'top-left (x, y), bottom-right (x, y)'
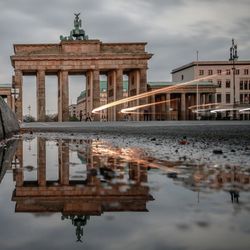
top-left (11, 39), bottom-right (152, 121)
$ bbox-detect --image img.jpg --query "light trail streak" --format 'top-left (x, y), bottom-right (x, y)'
top-left (92, 74), bottom-right (219, 114)
top-left (120, 99), bottom-right (178, 114)
top-left (188, 102), bottom-right (219, 110)
top-left (210, 108), bottom-right (238, 113)
top-left (92, 66), bottom-right (248, 114)
top-left (239, 107), bottom-right (250, 112)
top-left (92, 142), bottom-right (180, 173)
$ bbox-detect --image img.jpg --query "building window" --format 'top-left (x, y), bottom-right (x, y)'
top-left (217, 80), bottom-right (222, 88)
top-left (208, 79), bottom-right (213, 83)
top-left (226, 69), bottom-right (231, 75)
top-left (244, 94), bottom-right (249, 103)
top-left (181, 75), bottom-right (184, 80)
top-left (240, 94), bottom-right (243, 103)
top-left (240, 81), bottom-right (243, 90)
top-left (88, 89), bottom-right (90, 97)
top-left (217, 69), bottom-right (222, 75)
top-left (226, 93), bottom-right (231, 103)
top-left (244, 69), bottom-right (249, 75)
top-left (217, 93), bottom-right (221, 103)
top-left (244, 80), bottom-right (248, 90)
top-left (199, 70), bottom-right (204, 76)
top-left (235, 69), bottom-right (240, 75)
top-left (226, 80), bottom-right (231, 88)
top-left (208, 69), bottom-right (213, 75)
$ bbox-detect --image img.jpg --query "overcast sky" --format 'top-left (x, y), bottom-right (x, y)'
top-left (0, 0), bottom-right (250, 116)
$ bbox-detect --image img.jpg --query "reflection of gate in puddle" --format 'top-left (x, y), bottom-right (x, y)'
top-left (12, 137), bottom-right (154, 242)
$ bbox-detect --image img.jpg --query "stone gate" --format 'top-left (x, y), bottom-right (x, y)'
top-left (11, 39), bottom-right (152, 121)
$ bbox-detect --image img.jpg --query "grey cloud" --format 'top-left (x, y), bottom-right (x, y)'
top-left (0, 0), bottom-right (249, 114)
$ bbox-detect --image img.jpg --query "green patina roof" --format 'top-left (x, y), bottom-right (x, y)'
top-left (148, 81), bottom-right (173, 87)
top-left (148, 81), bottom-right (217, 87)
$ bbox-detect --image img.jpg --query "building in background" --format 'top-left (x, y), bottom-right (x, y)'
top-left (0, 84), bottom-right (13, 109)
top-left (147, 81), bottom-right (217, 121)
top-left (75, 81), bottom-right (128, 121)
top-left (69, 104), bottom-right (77, 118)
top-left (171, 61), bottom-right (250, 120)
top-left (73, 80), bottom-right (216, 121)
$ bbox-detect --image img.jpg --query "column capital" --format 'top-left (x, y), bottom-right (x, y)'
top-left (14, 69), bottom-right (22, 75)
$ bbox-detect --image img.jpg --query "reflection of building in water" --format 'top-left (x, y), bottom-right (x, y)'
top-left (61, 215), bottom-right (90, 242)
top-left (168, 165), bottom-right (250, 203)
top-left (12, 137), bottom-right (153, 242)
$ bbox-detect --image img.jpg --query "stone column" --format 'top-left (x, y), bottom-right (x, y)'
top-left (150, 95), bottom-right (156, 121)
top-left (86, 71), bottom-right (92, 117)
top-left (115, 69), bottom-right (123, 121)
top-left (58, 140), bottom-right (69, 185)
top-left (181, 93), bottom-right (186, 120)
top-left (166, 93), bottom-right (171, 120)
top-left (128, 70), bottom-right (140, 121)
top-left (107, 70), bottom-right (115, 121)
top-left (139, 68), bottom-right (148, 121)
top-left (36, 70), bottom-right (46, 121)
top-left (58, 70), bottom-right (69, 122)
top-left (7, 95), bottom-right (12, 108)
top-left (86, 70), bottom-right (100, 121)
top-left (92, 70), bottom-right (100, 121)
top-left (13, 70), bottom-right (23, 121)
top-left (37, 137), bottom-right (46, 186)
top-left (15, 140), bottom-right (24, 187)
top-left (196, 92), bottom-right (200, 108)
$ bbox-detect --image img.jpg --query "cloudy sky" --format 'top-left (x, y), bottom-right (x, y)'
top-left (0, 0), bottom-right (250, 116)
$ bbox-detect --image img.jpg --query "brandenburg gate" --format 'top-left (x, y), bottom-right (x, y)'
top-left (11, 14), bottom-right (152, 122)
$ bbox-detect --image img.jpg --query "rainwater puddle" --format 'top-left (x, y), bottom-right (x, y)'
top-left (0, 133), bottom-right (250, 250)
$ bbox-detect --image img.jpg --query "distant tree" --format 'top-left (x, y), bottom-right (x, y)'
top-left (23, 115), bottom-right (36, 122)
top-left (69, 115), bottom-right (79, 121)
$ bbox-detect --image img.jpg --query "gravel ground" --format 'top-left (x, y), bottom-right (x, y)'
top-left (22, 121), bottom-right (250, 168)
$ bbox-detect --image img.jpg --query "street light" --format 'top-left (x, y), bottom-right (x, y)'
top-left (196, 50), bottom-right (199, 120)
top-left (229, 38), bottom-right (238, 119)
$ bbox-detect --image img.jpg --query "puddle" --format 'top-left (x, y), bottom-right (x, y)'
top-left (0, 133), bottom-right (249, 249)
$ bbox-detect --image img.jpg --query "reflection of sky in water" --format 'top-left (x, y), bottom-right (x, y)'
top-left (46, 140), bottom-right (58, 181)
top-left (0, 135), bottom-right (250, 250)
top-left (69, 148), bottom-right (87, 181)
top-left (23, 137), bottom-right (37, 181)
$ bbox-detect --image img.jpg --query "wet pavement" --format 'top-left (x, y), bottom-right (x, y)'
top-left (0, 131), bottom-right (250, 250)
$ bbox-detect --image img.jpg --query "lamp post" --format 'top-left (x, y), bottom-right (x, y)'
top-left (196, 50), bottom-right (199, 120)
top-left (229, 38), bottom-right (238, 119)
